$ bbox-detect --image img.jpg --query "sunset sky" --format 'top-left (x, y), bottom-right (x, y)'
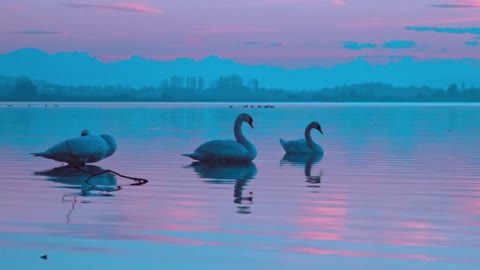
top-left (1, 0), bottom-right (480, 67)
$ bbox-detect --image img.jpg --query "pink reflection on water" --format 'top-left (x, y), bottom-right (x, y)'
top-left (132, 234), bottom-right (220, 247)
top-left (160, 223), bottom-right (216, 232)
top-left (287, 247), bottom-right (440, 262)
top-left (400, 221), bottom-right (433, 230)
top-left (294, 194), bottom-right (349, 241)
top-left (296, 231), bottom-right (341, 241)
top-left (382, 221), bottom-right (446, 247)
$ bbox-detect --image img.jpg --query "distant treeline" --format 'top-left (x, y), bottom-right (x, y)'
top-left (0, 74), bottom-right (479, 102)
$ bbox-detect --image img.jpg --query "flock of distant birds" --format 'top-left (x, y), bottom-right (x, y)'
top-left (31, 113), bottom-right (323, 165)
top-left (5, 104), bottom-right (59, 107)
top-left (5, 104), bottom-right (274, 108)
top-left (230, 104), bottom-right (275, 108)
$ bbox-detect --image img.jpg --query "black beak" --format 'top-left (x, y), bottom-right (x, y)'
top-left (249, 122), bottom-right (254, 129)
top-left (318, 128), bottom-right (323, 134)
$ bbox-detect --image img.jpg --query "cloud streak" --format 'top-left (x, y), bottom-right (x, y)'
top-left (63, 2), bottom-right (164, 14)
top-left (244, 41), bottom-right (263, 45)
top-left (430, 1), bottom-right (480, 8)
top-left (342, 41), bottom-right (376, 50)
top-left (405, 26), bottom-right (480, 34)
top-left (243, 41), bottom-right (285, 47)
top-left (270, 42), bottom-right (285, 47)
top-left (5, 4), bottom-right (28, 9)
top-left (194, 25), bottom-right (268, 35)
top-left (383, 40), bottom-right (417, 49)
top-left (11, 30), bottom-right (64, 35)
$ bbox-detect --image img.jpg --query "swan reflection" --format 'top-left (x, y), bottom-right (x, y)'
top-left (34, 165), bottom-right (120, 223)
top-left (186, 162), bottom-right (256, 214)
top-left (34, 165), bottom-right (119, 196)
top-left (280, 153), bottom-right (324, 191)
top-left (35, 165), bottom-right (148, 223)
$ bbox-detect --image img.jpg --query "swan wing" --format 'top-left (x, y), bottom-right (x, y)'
top-left (65, 136), bottom-right (109, 161)
top-left (281, 139), bottom-right (312, 153)
top-left (34, 136), bottom-right (108, 163)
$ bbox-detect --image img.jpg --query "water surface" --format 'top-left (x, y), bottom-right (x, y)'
top-left (1, 102), bottom-right (480, 269)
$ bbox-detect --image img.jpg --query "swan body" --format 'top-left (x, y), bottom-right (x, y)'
top-left (182, 113), bottom-right (257, 163)
top-left (31, 130), bottom-right (117, 166)
top-left (280, 121), bottom-right (324, 154)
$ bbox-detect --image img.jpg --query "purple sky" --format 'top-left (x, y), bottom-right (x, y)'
top-left (1, 0), bottom-right (480, 67)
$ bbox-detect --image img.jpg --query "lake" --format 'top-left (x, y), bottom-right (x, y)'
top-left (1, 102), bottom-right (479, 270)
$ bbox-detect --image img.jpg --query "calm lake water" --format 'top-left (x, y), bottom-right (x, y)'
top-left (1, 102), bottom-right (480, 270)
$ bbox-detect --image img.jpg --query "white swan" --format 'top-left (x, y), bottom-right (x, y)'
top-left (182, 113), bottom-right (257, 163)
top-left (280, 121), bottom-right (324, 154)
top-left (31, 130), bottom-right (117, 166)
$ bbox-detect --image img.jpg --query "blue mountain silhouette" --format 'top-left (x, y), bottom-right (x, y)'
top-left (1, 48), bottom-right (478, 89)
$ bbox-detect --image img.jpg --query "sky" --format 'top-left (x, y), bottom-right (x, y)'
top-left (1, 0), bottom-right (480, 68)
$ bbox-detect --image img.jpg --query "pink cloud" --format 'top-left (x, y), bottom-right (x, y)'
top-left (193, 25), bottom-right (270, 35)
top-left (63, 2), bottom-right (164, 14)
top-left (186, 38), bottom-right (201, 45)
top-left (263, 0), bottom-right (345, 4)
top-left (332, 0), bottom-right (346, 5)
top-left (5, 4), bottom-right (28, 9)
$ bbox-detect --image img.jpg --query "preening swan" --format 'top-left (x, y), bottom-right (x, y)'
top-left (31, 130), bottom-right (117, 166)
top-left (280, 121), bottom-right (324, 154)
top-left (182, 113), bottom-right (257, 163)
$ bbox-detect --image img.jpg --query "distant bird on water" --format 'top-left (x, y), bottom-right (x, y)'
top-left (31, 129), bottom-right (117, 166)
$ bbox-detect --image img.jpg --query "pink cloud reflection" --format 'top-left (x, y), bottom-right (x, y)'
top-left (133, 234), bottom-right (220, 246)
top-left (294, 195), bottom-right (349, 242)
top-left (288, 247), bottom-right (440, 261)
top-left (382, 222), bottom-right (446, 247)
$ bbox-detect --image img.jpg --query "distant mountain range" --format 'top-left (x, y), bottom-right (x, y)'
top-left (1, 48), bottom-right (479, 90)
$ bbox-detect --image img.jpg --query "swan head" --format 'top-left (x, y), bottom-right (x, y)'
top-left (100, 134), bottom-right (118, 157)
top-left (311, 121), bottom-right (323, 134)
top-left (238, 113), bottom-right (254, 129)
top-left (81, 129), bottom-right (90, 136)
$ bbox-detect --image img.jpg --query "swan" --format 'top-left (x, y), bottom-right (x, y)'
top-left (280, 121), bottom-right (324, 154)
top-left (31, 130), bottom-right (117, 166)
top-left (182, 113), bottom-right (257, 163)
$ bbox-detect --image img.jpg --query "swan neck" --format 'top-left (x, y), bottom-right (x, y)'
top-left (234, 118), bottom-right (249, 145)
top-left (101, 135), bottom-right (117, 157)
top-left (304, 124), bottom-right (315, 148)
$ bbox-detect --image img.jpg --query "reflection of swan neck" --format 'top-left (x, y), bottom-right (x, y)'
top-left (304, 157), bottom-right (312, 177)
top-left (304, 123), bottom-right (316, 148)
